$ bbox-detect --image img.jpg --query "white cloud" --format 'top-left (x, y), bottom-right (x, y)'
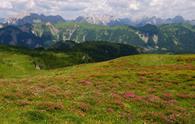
top-left (129, 0), bottom-right (141, 10)
top-left (0, 1), bottom-right (13, 9)
top-left (0, 0), bottom-right (195, 20)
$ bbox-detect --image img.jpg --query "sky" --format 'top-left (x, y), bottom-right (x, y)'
top-left (0, 0), bottom-right (195, 20)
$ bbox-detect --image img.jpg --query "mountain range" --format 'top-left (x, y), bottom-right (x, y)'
top-left (16, 13), bottom-right (65, 25)
top-left (75, 15), bottom-right (195, 26)
top-left (1, 13), bottom-right (195, 26)
top-left (0, 13), bottom-right (195, 53)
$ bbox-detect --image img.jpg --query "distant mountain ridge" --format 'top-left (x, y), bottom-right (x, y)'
top-left (74, 15), bottom-right (116, 25)
top-left (2, 13), bottom-right (195, 26)
top-left (16, 13), bottom-right (65, 25)
top-left (2, 13), bottom-right (65, 25)
top-left (74, 15), bottom-right (195, 26)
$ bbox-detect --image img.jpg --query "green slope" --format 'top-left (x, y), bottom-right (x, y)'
top-left (0, 43), bottom-right (139, 77)
top-left (0, 45), bottom-right (38, 78)
top-left (159, 24), bottom-right (195, 52)
top-left (0, 53), bottom-right (194, 123)
top-left (0, 45), bottom-right (91, 78)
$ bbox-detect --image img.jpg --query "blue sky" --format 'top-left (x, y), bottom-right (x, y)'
top-left (0, 0), bottom-right (195, 20)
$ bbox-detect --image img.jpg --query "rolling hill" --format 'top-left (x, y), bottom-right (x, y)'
top-left (0, 42), bottom-right (139, 77)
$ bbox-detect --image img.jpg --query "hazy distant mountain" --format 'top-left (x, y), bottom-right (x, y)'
top-left (74, 15), bottom-right (116, 25)
top-left (16, 13), bottom-right (65, 25)
top-left (74, 15), bottom-right (194, 26)
top-left (189, 20), bottom-right (195, 25)
top-left (3, 13), bottom-right (194, 26)
top-left (74, 15), bottom-right (137, 26)
top-left (74, 16), bottom-right (88, 23)
top-left (136, 16), bottom-right (187, 26)
top-left (0, 18), bottom-right (5, 28)
top-left (0, 18), bottom-right (6, 24)
top-left (165, 16), bottom-right (185, 24)
top-left (136, 16), bottom-right (165, 26)
top-left (108, 18), bottom-right (135, 26)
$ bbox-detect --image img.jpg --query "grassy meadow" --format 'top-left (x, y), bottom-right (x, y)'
top-left (0, 51), bottom-right (194, 123)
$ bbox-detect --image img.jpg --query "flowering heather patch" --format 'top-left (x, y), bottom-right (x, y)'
top-left (174, 106), bottom-right (187, 112)
top-left (77, 102), bottom-right (91, 113)
top-left (145, 95), bottom-right (161, 103)
top-left (138, 76), bottom-right (147, 83)
top-left (120, 112), bottom-right (133, 122)
top-left (123, 92), bottom-right (136, 99)
top-left (3, 92), bottom-right (25, 100)
top-left (36, 102), bottom-right (64, 111)
top-left (176, 93), bottom-right (194, 99)
top-left (113, 99), bottom-right (124, 109)
top-left (122, 92), bottom-right (145, 102)
top-left (164, 82), bottom-right (173, 87)
top-left (111, 93), bottom-right (124, 109)
top-left (141, 111), bottom-right (167, 123)
top-left (45, 86), bottom-right (64, 97)
top-left (149, 77), bottom-right (163, 82)
top-left (137, 71), bottom-right (150, 77)
top-left (107, 108), bottom-right (114, 113)
top-left (112, 93), bottom-right (121, 99)
top-left (79, 80), bottom-right (91, 85)
top-left (132, 95), bottom-right (144, 102)
top-left (161, 92), bottom-right (174, 101)
top-left (164, 99), bottom-right (178, 106)
top-left (16, 100), bottom-right (32, 106)
top-left (147, 88), bottom-right (156, 93)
